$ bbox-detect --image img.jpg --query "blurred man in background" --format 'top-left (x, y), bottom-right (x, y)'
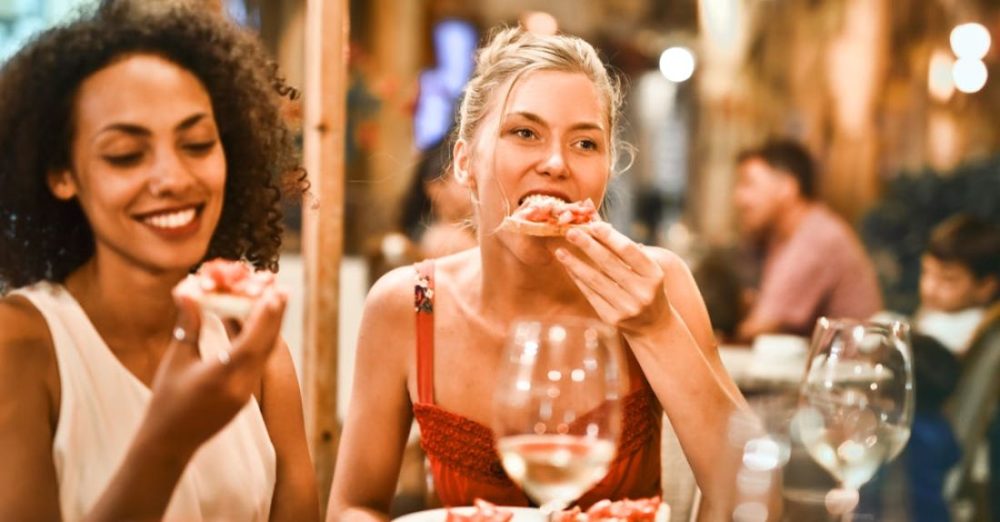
top-left (732, 139), bottom-right (883, 341)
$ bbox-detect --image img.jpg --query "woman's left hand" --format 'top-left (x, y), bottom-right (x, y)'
top-left (554, 222), bottom-right (669, 335)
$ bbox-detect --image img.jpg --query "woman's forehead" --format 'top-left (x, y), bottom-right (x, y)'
top-left (493, 70), bottom-right (607, 128)
top-left (74, 54), bottom-right (213, 134)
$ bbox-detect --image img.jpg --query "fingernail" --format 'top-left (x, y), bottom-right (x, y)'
top-left (555, 248), bottom-right (568, 260)
top-left (566, 229), bottom-right (581, 242)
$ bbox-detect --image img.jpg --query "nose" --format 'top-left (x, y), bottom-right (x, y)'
top-left (537, 142), bottom-right (569, 179)
top-left (148, 149), bottom-right (195, 197)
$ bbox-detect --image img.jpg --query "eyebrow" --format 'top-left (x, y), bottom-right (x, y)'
top-left (505, 111), bottom-right (604, 133)
top-left (95, 112), bottom-right (211, 139)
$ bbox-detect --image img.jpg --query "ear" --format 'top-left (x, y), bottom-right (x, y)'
top-left (776, 172), bottom-right (800, 201)
top-left (47, 169), bottom-right (78, 200)
top-left (451, 139), bottom-right (477, 192)
top-left (974, 275), bottom-right (999, 306)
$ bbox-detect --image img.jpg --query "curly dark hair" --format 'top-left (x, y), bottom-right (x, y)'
top-left (0, 0), bottom-right (304, 288)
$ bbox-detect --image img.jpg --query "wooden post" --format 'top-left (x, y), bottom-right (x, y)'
top-left (302, 0), bottom-right (348, 512)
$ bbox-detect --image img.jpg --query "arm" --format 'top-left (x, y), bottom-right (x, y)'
top-left (86, 287), bottom-right (288, 520)
top-left (554, 224), bottom-right (748, 518)
top-left (0, 298), bottom-right (63, 521)
top-left (327, 268), bottom-right (415, 522)
top-left (262, 340), bottom-right (320, 521)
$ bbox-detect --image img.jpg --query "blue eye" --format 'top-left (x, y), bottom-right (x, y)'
top-left (512, 128), bottom-right (536, 139)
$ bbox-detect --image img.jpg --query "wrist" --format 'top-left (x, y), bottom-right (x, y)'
top-left (131, 423), bottom-right (197, 471)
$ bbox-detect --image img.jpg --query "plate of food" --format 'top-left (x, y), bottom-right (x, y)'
top-left (502, 195), bottom-right (599, 237)
top-left (393, 500), bottom-right (543, 522)
top-left (393, 497), bottom-right (669, 522)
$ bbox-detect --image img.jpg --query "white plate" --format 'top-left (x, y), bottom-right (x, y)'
top-left (393, 507), bottom-right (545, 522)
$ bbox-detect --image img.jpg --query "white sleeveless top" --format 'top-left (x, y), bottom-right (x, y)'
top-left (13, 282), bottom-right (276, 521)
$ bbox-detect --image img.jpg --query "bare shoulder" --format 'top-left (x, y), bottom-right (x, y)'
top-left (0, 294), bottom-right (54, 363)
top-left (0, 294), bottom-right (57, 420)
top-left (363, 264), bottom-right (420, 322)
top-left (643, 246), bottom-right (694, 280)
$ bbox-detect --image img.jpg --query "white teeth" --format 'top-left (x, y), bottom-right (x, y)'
top-left (142, 208), bottom-right (197, 229)
top-left (522, 194), bottom-right (568, 205)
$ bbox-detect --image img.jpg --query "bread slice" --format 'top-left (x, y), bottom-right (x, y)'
top-left (501, 216), bottom-right (581, 236)
top-left (198, 293), bottom-right (255, 321)
top-left (174, 258), bottom-right (275, 321)
top-left (502, 195), bottom-right (598, 237)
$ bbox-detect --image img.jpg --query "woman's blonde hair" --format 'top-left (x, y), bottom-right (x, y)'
top-left (456, 26), bottom-right (628, 173)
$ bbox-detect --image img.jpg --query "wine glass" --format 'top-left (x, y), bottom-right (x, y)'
top-left (794, 318), bottom-right (914, 518)
top-left (493, 317), bottom-right (625, 514)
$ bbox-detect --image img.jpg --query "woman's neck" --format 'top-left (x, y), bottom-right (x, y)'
top-left (64, 256), bottom-right (186, 346)
top-left (476, 237), bottom-right (596, 321)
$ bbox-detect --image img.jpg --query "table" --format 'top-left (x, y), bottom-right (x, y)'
top-left (718, 345), bottom-right (806, 394)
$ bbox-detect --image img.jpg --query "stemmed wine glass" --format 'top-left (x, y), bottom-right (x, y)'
top-left (493, 317), bottom-right (625, 514)
top-left (795, 318), bottom-right (914, 519)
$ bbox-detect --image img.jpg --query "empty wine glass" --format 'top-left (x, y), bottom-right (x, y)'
top-left (795, 318), bottom-right (914, 519)
top-left (493, 317), bottom-right (625, 514)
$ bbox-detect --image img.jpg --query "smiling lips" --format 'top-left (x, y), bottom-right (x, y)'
top-left (142, 207), bottom-right (197, 229)
top-left (136, 205), bottom-right (203, 237)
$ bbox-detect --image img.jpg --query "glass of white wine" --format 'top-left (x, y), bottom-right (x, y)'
top-left (493, 317), bottom-right (624, 514)
top-left (795, 317), bottom-right (914, 519)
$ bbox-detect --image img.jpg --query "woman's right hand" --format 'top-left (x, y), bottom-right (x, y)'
top-left (140, 287), bottom-right (287, 458)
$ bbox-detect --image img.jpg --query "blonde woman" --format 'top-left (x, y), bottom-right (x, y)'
top-left (329, 26), bottom-right (747, 521)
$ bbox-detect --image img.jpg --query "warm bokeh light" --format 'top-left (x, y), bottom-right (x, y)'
top-left (520, 11), bottom-right (559, 36)
top-left (928, 49), bottom-right (955, 102)
top-left (659, 46), bottom-right (696, 83)
top-left (950, 23), bottom-right (991, 59)
top-left (952, 58), bottom-right (988, 93)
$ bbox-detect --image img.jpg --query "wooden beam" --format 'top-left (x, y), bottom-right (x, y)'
top-left (302, 0), bottom-right (348, 512)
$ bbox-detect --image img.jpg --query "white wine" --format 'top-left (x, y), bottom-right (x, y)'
top-left (797, 413), bottom-right (910, 490)
top-left (498, 434), bottom-right (615, 507)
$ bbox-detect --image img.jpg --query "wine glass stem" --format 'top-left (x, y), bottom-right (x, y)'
top-left (540, 500), bottom-right (567, 521)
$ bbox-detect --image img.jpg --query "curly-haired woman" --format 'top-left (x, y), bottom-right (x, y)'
top-left (0, 1), bottom-right (318, 520)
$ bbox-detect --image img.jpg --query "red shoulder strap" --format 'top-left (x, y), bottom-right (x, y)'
top-left (415, 260), bottom-right (436, 404)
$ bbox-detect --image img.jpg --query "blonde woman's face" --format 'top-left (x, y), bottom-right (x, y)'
top-left (458, 70), bottom-right (611, 242)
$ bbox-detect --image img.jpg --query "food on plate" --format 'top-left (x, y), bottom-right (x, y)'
top-left (502, 195), bottom-right (599, 237)
top-left (445, 499), bottom-right (514, 522)
top-left (554, 496), bottom-right (670, 522)
top-left (174, 258), bottom-right (276, 320)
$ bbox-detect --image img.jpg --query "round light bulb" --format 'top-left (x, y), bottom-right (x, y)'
top-left (952, 58), bottom-right (988, 93)
top-left (659, 47), bottom-right (696, 83)
top-left (950, 23), bottom-right (991, 59)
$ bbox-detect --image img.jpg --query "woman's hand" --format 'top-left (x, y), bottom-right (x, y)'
top-left (84, 287), bottom-right (289, 521)
top-left (554, 222), bottom-right (669, 336)
top-left (141, 287), bottom-right (288, 457)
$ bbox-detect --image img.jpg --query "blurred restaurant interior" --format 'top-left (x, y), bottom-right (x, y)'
top-left (3, 0), bottom-right (1000, 520)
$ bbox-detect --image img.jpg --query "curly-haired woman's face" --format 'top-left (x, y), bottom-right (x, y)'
top-left (48, 53), bottom-right (226, 274)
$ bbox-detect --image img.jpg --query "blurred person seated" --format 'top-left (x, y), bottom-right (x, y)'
top-left (691, 248), bottom-right (746, 342)
top-left (854, 332), bottom-right (961, 522)
top-left (732, 138), bottom-right (883, 342)
top-left (399, 135), bottom-right (477, 259)
top-left (915, 214), bottom-right (1000, 521)
top-left (904, 333), bottom-right (962, 522)
top-left (916, 214), bottom-right (1000, 355)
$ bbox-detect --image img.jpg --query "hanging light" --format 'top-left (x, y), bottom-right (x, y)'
top-left (950, 23), bottom-right (991, 60)
top-left (659, 47), bottom-right (696, 83)
top-left (952, 58), bottom-right (988, 93)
